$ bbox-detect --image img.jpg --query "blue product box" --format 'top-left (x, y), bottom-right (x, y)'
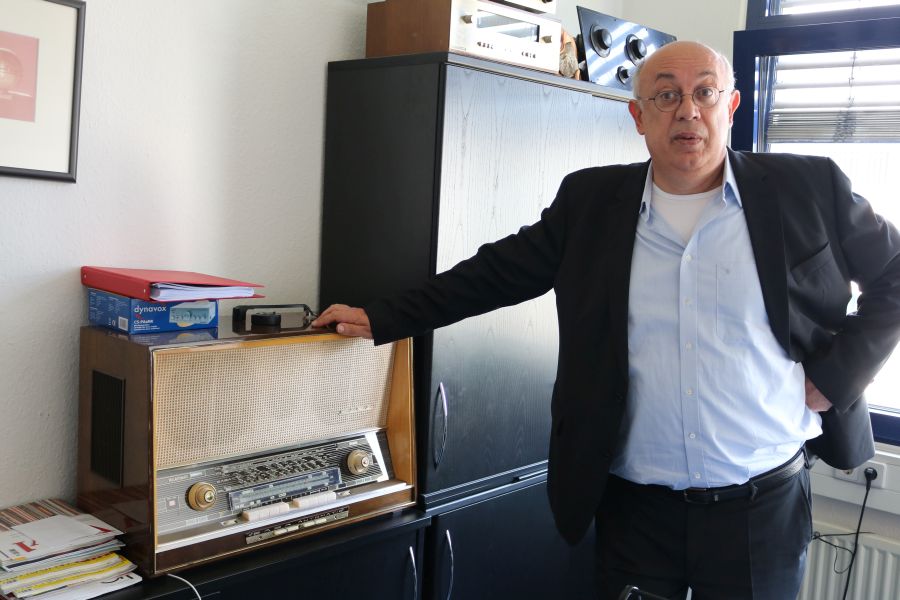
top-left (87, 288), bottom-right (218, 334)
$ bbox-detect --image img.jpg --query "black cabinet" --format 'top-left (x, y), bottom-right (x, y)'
top-left (426, 478), bottom-right (596, 600)
top-left (321, 53), bottom-right (647, 504)
top-left (321, 53), bottom-right (646, 600)
top-left (98, 514), bottom-right (429, 599)
top-left (216, 527), bottom-right (422, 599)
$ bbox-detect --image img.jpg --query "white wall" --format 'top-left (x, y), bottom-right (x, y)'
top-left (556, 0), bottom-right (622, 37)
top-left (621, 0), bottom-right (748, 60)
top-left (1, 0), bottom-right (895, 550)
top-left (0, 0), bottom-right (370, 508)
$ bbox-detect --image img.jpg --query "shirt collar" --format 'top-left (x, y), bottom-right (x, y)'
top-left (638, 154), bottom-right (743, 222)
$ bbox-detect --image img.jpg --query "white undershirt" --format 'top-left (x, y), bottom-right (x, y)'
top-left (651, 183), bottom-right (719, 244)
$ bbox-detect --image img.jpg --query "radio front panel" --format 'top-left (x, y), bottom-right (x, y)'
top-left (449, 0), bottom-right (561, 74)
top-left (366, 0), bottom-right (561, 74)
top-left (77, 327), bottom-right (416, 576)
top-left (154, 431), bottom-right (391, 546)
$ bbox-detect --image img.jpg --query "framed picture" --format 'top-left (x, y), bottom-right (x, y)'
top-left (0, 0), bottom-right (85, 182)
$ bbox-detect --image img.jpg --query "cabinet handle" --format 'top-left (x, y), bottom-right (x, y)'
top-left (444, 529), bottom-right (455, 600)
top-left (408, 546), bottom-right (418, 600)
top-left (432, 382), bottom-right (449, 468)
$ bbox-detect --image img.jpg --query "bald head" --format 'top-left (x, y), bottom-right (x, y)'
top-left (632, 41), bottom-right (735, 100)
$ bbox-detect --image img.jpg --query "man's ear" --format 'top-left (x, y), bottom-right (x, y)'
top-left (727, 89), bottom-right (741, 125)
top-left (628, 100), bottom-right (645, 135)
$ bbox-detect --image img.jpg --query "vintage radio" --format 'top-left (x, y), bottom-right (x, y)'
top-left (366, 0), bottom-right (562, 74)
top-left (77, 309), bottom-right (415, 575)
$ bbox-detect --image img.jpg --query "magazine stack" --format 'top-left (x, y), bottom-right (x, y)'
top-left (0, 499), bottom-right (140, 600)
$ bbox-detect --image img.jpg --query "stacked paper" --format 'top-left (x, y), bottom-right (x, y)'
top-left (149, 282), bottom-right (256, 301)
top-left (0, 500), bottom-right (140, 600)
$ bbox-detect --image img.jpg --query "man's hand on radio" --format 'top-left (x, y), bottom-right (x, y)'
top-left (313, 304), bottom-right (373, 339)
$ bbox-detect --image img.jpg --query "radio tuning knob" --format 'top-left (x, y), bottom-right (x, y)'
top-left (187, 482), bottom-right (217, 511)
top-left (347, 449), bottom-right (372, 475)
top-left (461, 14), bottom-right (474, 24)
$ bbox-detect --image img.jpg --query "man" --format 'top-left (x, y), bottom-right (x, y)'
top-left (313, 41), bottom-right (900, 599)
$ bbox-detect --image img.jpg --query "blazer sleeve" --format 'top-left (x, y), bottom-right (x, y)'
top-left (803, 159), bottom-right (900, 412)
top-left (363, 174), bottom-right (573, 345)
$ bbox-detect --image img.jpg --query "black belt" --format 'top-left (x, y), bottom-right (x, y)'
top-left (627, 449), bottom-right (807, 505)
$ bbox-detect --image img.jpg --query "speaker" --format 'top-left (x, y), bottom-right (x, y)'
top-left (575, 8), bottom-right (675, 95)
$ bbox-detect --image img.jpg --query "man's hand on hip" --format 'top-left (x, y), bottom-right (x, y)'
top-left (805, 377), bottom-right (833, 412)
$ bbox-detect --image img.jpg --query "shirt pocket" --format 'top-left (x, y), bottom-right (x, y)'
top-left (716, 262), bottom-right (764, 344)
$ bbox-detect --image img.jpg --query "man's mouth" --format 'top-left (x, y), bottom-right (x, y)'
top-left (673, 132), bottom-right (702, 143)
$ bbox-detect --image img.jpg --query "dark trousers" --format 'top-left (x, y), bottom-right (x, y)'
top-left (595, 466), bottom-right (812, 600)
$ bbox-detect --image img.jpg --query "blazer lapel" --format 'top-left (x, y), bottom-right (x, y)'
top-left (728, 149), bottom-right (791, 355)
top-left (607, 162), bottom-right (648, 380)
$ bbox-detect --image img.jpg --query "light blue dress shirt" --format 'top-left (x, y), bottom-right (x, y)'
top-left (609, 158), bottom-right (823, 489)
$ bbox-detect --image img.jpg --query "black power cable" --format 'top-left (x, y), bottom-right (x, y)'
top-left (840, 466), bottom-right (878, 600)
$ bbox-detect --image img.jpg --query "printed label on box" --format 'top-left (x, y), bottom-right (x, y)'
top-left (87, 289), bottom-right (218, 334)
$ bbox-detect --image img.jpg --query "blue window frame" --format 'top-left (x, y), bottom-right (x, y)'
top-left (746, 0), bottom-right (900, 30)
top-left (733, 9), bottom-right (900, 446)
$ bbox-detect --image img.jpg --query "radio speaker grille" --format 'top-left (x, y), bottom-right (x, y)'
top-left (153, 337), bottom-right (393, 469)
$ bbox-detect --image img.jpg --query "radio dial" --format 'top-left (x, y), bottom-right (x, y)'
top-left (187, 482), bottom-right (217, 511)
top-left (347, 449), bottom-right (372, 475)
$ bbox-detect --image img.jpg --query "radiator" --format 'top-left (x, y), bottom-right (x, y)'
top-left (800, 523), bottom-right (900, 600)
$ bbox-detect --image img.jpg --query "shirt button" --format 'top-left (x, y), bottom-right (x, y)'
top-left (684, 254), bottom-right (693, 262)
top-left (684, 298), bottom-right (693, 306)
top-left (685, 342), bottom-right (693, 350)
top-left (694, 473), bottom-right (701, 479)
top-left (685, 388), bottom-right (694, 396)
top-left (689, 433), bottom-right (696, 439)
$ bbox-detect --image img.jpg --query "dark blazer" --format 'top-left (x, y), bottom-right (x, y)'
top-left (365, 149), bottom-right (900, 544)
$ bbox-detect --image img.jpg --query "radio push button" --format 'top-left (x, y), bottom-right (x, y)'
top-left (240, 501), bottom-right (290, 522)
top-left (186, 483), bottom-right (217, 511)
top-left (289, 491), bottom-right (337, 511)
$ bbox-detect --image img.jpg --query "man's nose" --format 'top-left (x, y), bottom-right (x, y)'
top-left (675, 94), bottom-right (701, 119)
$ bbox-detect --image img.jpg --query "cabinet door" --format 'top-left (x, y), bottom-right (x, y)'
top-left (215, 530), bottom-right (423, 599)
top-left (426, 480), bottom-right (596, 600)
top-left (423, 65), bottom-right (647, 494)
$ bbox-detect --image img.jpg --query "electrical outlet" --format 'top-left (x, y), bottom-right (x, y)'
top-left (832, 460), bottom-right (887, 489)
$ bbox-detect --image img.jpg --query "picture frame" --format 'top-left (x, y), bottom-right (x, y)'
top-left (0, 0), bottom-right (85, 182)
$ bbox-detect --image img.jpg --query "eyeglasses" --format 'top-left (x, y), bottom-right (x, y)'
top-left (638, 87), bottom-right (730, 112)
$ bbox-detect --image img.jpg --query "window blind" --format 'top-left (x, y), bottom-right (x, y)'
top-left (778, 0), bottom-right (900, 15)
top-left (764, 48), bottom-right (900, 142)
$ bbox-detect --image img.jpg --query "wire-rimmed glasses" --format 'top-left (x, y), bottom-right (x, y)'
top-left (638, 86), bottom-right (730, 112)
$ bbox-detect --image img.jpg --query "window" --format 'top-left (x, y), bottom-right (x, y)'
top-left (734, 5), bottom-right (900, 445)
top-left (746, 0), bottom-right (900, 28)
